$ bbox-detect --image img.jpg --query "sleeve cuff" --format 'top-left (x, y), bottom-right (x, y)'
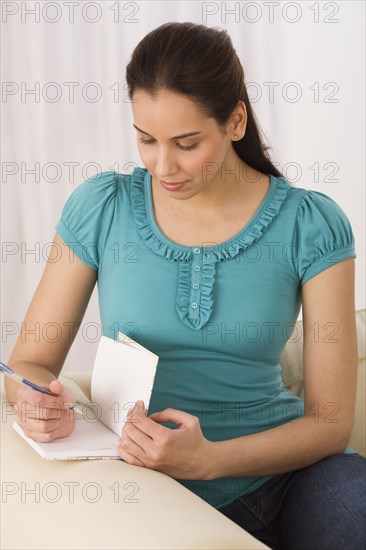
top-left (301, 245), bottom-right (356, 286)
top-left (55, 220), bottom-right (98, 271)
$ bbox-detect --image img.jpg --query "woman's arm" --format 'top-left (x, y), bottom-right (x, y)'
top-left (205, 258), bottom-right (358, 480)
top-left (5, 232), bottom-right (98, 406)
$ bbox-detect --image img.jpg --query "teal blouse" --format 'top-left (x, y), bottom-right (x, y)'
top-left (55, 166), bottom-right (357, 510)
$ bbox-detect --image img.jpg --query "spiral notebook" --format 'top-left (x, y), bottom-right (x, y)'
top-left (11, 332), bottom-right (159, 461)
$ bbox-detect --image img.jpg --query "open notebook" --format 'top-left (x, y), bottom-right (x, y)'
top-left (12, 332), bottom-right (159, 460)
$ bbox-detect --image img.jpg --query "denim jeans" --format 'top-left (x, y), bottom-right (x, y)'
top-left (218, 452), bottom-right (366, 550)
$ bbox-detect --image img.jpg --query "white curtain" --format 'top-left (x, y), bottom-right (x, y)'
top-left (2, 1), bottom-right (365, 372)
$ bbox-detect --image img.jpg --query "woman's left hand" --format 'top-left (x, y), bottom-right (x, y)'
top-left (117, 400), bottom-right (214, 480)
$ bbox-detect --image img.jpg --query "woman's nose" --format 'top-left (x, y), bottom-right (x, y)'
top-left (155, 149), bottom-right (178, 176)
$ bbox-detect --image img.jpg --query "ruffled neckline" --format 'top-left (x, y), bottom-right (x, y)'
top-left (130, 166), bottom-right (290, 264)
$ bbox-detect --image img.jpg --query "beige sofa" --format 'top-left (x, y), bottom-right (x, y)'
top-left (1, 309), bottom-right (365, 550)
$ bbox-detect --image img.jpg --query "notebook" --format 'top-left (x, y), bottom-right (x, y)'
top-left (11, 331), bottom-right (159, 461)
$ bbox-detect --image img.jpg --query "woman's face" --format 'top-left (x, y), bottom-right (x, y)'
top-left (131, 89), bottom-right (244, 204)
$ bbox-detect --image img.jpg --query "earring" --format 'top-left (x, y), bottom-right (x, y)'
top-left (233, 135), bottom-right (238, 140)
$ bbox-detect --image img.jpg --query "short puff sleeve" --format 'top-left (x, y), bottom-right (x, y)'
top-left (55, 170), bottom-right (117, 271)
top-left (293, 190), bottom-right (356, 286)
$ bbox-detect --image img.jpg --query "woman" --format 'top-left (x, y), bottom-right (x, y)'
top-left (5, 22), bottom-right (365, 550)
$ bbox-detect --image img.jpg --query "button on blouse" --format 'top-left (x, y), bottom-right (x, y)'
top-left (129, 167), bottom-right (291, 330)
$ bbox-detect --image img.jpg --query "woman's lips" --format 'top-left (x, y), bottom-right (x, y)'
top-left (160, 180), bottom-right (188, 191)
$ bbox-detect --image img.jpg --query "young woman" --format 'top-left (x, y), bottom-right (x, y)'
top-left (6, 22), bottom-right (365, 550)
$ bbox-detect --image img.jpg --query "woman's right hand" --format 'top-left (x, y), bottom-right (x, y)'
top-left (14, 379), bottom-right (77, 442)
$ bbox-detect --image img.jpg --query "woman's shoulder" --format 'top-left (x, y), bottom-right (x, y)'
top-left (63, 169), bottom-right (137, 205)
top-left (287, 184), bottom-right (354, 229)
top-left (55, 170), bottom-right (132, 270)
top-left (288, 185), bottom-right (356, 285)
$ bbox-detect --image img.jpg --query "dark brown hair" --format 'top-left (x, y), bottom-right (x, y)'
top-left (125, 21), bottom-right (283, 179)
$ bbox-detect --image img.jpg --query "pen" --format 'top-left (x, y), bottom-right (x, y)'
top-left (0, 361), bottom-right (83, 414)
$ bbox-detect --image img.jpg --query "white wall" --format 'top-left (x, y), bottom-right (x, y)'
top-left (2, 1), bottom-right (365, 373)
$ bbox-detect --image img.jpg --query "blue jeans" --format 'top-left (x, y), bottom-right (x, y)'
top-left (218, 452), bottom-right (366, 550)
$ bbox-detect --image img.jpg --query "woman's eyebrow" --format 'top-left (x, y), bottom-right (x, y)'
top-left (132, 124), bottom-right (202, 140)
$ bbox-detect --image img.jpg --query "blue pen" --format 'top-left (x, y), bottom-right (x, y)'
top-left (0, 361), bottom-right (83, 414)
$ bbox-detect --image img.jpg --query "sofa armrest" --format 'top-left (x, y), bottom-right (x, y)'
top-left (0, 378), bottom-right (269, 550)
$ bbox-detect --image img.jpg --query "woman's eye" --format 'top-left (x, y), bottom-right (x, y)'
top-left (138, 138), bottom-right (197, 152)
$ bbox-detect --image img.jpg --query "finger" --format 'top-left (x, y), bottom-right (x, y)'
top-left (127, 422), bottom-right (153, 449)
top-left (17, 404), bottom-right (65, 421)
top-left (133, 400), bottom-right (146, 413)
top-left (127, 401), bottom-right (146, 418)
top-left (16, 407), bottom-right (69, 428)
top-left (16, 394), bottom-right (66, 416)
top-left (118, 449), bottom-right (145, 467)
top-left (119, 433), bottom-right (147, 466)
top-left (49, 379), bottom-right (64, 394)
top-left (15, 402), bottom-right (65, 421)
top-left (125, 409), bottom-right (144, 426)
top-left (149, 408), bottom-right (193, 427)
top-left (20, 425), bottom-right (60, 443)
top-left (17, 412), bottom-right (63, 432)
top-left (17, 415), bottom-right (61, 436)
top-left (125, 411), bottom-right (164, 440)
